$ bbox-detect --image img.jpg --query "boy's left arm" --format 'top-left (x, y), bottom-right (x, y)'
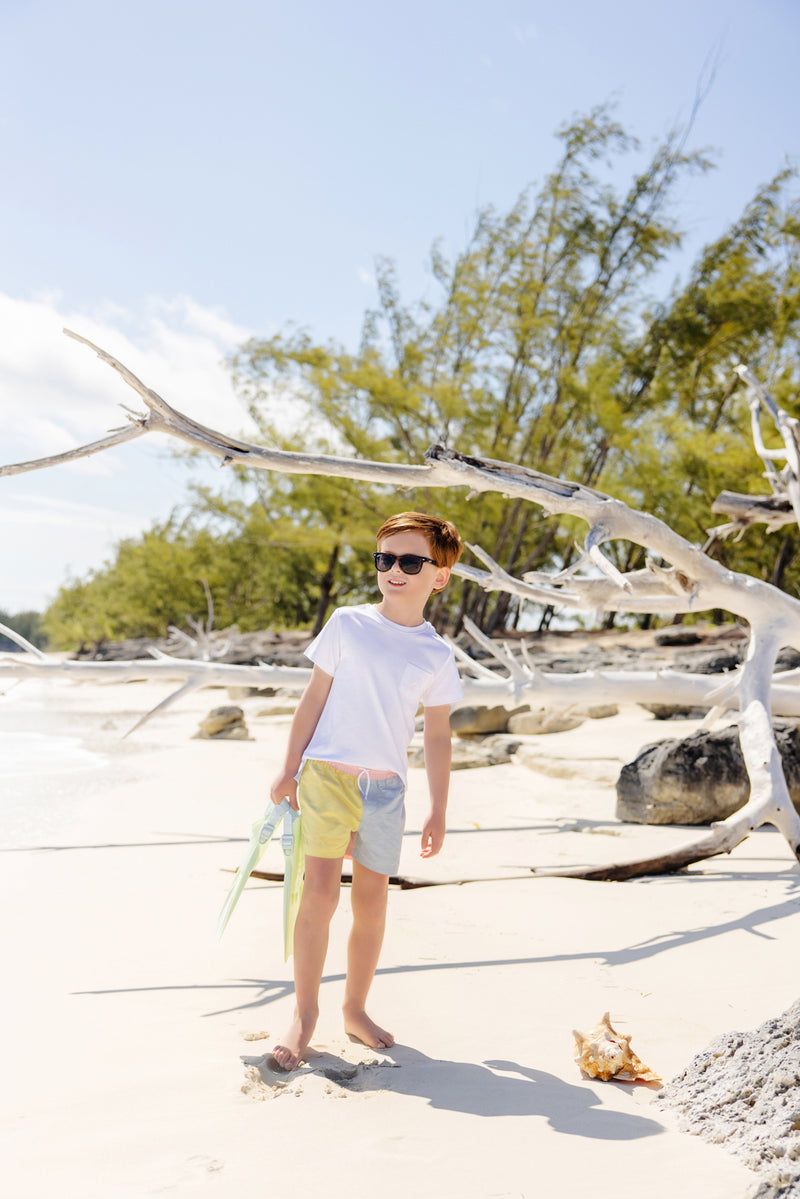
top-left (420, 703), bottom-right (452, 858)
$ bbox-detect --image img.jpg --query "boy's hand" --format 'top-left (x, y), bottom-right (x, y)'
top-left (420, 812), bottom-right (445, 858)
top-left (270, 771), bottom-right (299, 810)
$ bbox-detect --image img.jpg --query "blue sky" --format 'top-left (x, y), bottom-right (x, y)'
top-left (1, 0), bottom-right (798, 611)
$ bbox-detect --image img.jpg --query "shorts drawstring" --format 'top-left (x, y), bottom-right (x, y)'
top-left (356, 768), bottom-right (371, 803)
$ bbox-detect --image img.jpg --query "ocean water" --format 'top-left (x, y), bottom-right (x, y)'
top-left (0, 728), bottom-right (106, 779)
top-left (0, 685), bottom-right (110, 847)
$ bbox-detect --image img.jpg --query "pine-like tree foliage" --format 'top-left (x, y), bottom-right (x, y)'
top-left (42, 107), bottom-right (800, 643)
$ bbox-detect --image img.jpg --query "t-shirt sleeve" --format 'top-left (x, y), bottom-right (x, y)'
top-left (421, 649), bottom-right (463, 707)
top-left (305, 608), bottom-right (342, 677)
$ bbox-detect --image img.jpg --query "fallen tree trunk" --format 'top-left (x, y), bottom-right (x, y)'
top-left (530, 839), bottom-right (729, 881)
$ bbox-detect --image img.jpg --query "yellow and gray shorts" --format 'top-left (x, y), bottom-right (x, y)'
top-left (298, 759), bottom-right (406, 876)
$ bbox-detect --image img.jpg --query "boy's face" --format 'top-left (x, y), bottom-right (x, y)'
top-left (375, 531), bottom-right (450, 606)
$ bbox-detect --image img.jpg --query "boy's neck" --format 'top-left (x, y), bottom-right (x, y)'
top-left (374, 597), bottom-right (427, 628)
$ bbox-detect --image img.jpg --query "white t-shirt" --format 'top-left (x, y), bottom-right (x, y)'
top-left (303, 604), bottom-right (463, 782)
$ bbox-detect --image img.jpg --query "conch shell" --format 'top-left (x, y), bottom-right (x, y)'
top-left (572, 1012), bottom-right (661, 1084)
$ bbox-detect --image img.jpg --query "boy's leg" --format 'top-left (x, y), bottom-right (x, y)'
top-left (342, 860), bottom-right (393, 1049)
top-left (274, 855), bottom-right (342, 1071)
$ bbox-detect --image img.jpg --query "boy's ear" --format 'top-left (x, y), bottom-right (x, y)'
top-left (431, 566), bottom-right (451, 594)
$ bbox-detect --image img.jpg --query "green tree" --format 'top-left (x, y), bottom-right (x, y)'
top-left (229, 112), bottom-right (799, 631)
top-left (41, 513), bottom-right (349, 648)
top-left (231, 106), bottom-right (714, 631)
top-left (187, 467), bottom-right (386, 636)
top-left (601, 170), bottom-right (800, 606)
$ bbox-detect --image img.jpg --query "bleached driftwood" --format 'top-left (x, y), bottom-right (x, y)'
top-left (456, 617), bottom-right (800, 879)
top-left (452, 616), bottom-right (800, 717)
top-left (710, 366), bottom-right (800, 538)
top-left (711, 491), bottom-right (794, 538)
top-left (0, 623), bottom-right (309, 737)
top-left (8, 617), bottom-right (800, 722)
top-left (0, 330), bottom-right (435, 488)
top-left (454, 525), bottom-right (800, 873)
top-left (4, 332), bottom-right (800, 877)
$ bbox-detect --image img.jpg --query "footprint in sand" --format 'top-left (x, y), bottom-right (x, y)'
top-left (240, 1052), bottom-right (399, 1100)
top-left (317, 1060), bottom-right (400, 1091)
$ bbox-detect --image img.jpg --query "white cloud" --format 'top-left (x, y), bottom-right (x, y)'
top-left (150, 295), bottom-right (252, 346)
top-left (0, 492), bottom-right (139, 529)
top-left (0, 291), bottom-right (273, 612)
top-left (0, 291), bottom-right (258, 461)
top-left (1, 488), bottom-right (159, 611)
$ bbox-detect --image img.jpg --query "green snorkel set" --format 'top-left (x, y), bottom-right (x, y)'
top-left (217, 799), bottom-right (304, 960)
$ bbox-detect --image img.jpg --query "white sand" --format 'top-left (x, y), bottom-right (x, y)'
top-left (2, 677), bottom-right (797, 1198)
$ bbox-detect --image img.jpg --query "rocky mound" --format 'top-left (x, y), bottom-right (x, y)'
top-left (616, 721), bottom-right (800, 825)
top-left (658, 1000), bottom-right (800, 1198)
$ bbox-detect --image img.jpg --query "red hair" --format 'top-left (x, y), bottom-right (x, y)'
top-left (375, 511), bottom-right (463, 568)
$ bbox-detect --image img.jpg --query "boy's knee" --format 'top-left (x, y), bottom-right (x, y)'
top-left (351, 879), bottom-right (389, 922)
top-left (302, 874), bottom-right (341, 919)
top-left (351, 901), bottom-right (387, 930)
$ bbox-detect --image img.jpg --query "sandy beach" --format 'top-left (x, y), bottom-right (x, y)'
top-left (2, 673), bottom-right (798, 1198)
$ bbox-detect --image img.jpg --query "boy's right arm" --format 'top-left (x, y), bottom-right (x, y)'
top-left (270, 664), bottom-right (333, 809)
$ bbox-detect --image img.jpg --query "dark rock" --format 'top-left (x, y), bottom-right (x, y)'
top-left (539, 656), bottom-right (587, 675)
top-left (193, 705), bottom-right (252, 740)
top-left (776, 647), bottom-right (800, 673)
top-left (408, 736), bottom-right (520, 770)
top-left (450, 703), bottom-right (528, 737)
top-left (540, 648), bottom-right (649, 674)
top-left (658, 999), bottom-right (800, 1197)
top-left (673, 648), bottom-right (744, 674)
top-left (508, 709), bottom-right (586, 735)
top-left (616, 721), bottom-right (800, 825)
top-left (640, 703), bottom-right (708, 721)
top-left (654, 628), bottom-right (704, 646)
top-left (579, 703), bottom-right (619, 719)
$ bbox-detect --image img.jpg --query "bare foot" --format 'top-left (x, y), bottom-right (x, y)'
top-left (273, 1009), bottom-right (317, 1072)
top-left (343, 1005), bottom-right (394, 1050)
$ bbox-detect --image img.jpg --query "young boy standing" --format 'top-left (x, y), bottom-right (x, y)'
top-left (269, 511), bottom-right (463, 1071)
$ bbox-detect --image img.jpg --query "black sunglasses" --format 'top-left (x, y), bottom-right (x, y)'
top-left (373, 552), bottom-right (437, 575)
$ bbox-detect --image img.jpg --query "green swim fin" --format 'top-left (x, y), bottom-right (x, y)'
top-left (280, 809), bottom-right (304, 960)
top-left (216, 799), bottom-right (292, 940)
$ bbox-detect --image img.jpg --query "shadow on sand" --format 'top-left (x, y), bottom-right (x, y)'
top-left (242, 1044), bottom-right (664, 1136)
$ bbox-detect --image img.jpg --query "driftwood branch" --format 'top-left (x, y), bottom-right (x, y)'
top-left (0, 329), bottom-right (435, 488)
top-left (452, 617), bottom-right (800, 715)
top-left (710, 366), bottom-right (800, 538)
top-left (530, 836), bottom-right (729, 881)
top-left (711, 490), bottom-right (794, 536)
top-left (227, 867), bottom-right (529, 889)
top-left (455, 551), bottom-right (700, 614)
top-left (4, 336), bottom-right (800, 877)
top-left (0, 622), bottom-right (309, 737)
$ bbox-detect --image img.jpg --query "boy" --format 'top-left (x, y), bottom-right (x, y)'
top-left (269, 511), bottom-right (463, 1071)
